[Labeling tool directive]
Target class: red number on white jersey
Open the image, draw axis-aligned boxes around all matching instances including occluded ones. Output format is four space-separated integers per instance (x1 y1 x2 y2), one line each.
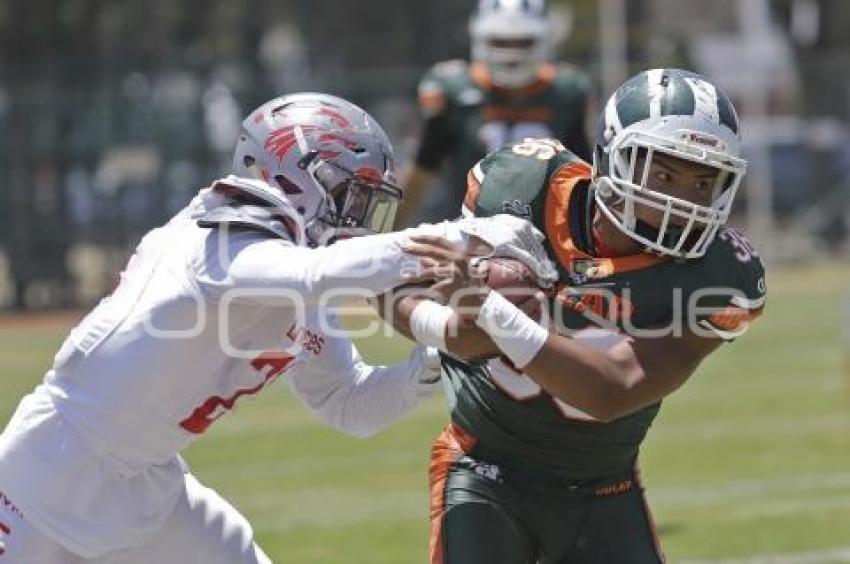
179 352 294 434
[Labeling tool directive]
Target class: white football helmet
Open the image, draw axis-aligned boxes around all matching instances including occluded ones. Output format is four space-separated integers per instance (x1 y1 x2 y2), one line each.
228 93 401 245
593 68 748 259
469 0 553 88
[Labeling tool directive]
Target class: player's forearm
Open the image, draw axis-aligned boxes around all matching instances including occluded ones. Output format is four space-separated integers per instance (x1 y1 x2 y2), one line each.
303 348 441 438
377 291 500 360
473 291 700 422
288 219 476 304
529 329 709 421
210 222 459 306
524 335 647 422
283 231 416 304
445 316 500 360
527 326 715 421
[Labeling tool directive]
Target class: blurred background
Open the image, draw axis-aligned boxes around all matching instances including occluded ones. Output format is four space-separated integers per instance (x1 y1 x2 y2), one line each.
1 1 849 562
0 0 848 308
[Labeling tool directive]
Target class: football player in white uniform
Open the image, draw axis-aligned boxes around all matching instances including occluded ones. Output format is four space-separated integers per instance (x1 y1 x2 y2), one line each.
0 93 551 563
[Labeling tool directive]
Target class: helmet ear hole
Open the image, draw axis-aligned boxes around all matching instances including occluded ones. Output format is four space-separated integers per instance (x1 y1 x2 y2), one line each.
275 175 302 195
240 155 264 180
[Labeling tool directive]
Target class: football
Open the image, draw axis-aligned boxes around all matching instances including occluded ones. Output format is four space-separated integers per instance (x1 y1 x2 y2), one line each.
482 257 547 319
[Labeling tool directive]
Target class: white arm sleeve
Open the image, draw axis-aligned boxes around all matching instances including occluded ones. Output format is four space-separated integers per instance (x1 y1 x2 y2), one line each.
195 222 464 306
286 321 442 438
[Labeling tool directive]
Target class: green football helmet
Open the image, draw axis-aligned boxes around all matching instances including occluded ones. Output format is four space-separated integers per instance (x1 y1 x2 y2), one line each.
593 69 748 259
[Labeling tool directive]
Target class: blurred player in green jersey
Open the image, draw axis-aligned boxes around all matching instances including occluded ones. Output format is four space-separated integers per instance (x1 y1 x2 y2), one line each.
386 68 765 563
398 0 592 226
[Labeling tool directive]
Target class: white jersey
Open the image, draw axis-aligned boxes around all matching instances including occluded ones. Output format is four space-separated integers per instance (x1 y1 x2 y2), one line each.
0 187 457 558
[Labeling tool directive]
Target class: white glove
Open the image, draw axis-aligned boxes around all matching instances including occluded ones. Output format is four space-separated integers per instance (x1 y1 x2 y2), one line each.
410 345 443 397
456 214 558 287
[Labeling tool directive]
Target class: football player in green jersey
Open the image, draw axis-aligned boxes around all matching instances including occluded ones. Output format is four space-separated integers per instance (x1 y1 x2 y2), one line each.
384 68 765 563
397 0 592 226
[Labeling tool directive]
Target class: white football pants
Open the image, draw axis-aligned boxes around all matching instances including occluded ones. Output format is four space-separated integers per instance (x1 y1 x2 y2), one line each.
0 473 271 563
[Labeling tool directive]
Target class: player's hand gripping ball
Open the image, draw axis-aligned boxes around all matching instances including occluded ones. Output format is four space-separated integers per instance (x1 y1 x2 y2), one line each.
481 256 550 321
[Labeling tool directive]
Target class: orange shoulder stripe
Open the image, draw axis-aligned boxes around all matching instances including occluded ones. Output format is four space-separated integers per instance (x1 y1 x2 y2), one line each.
463 169 482 212
544 162 668 276
707 305 764 331
544 161 593 269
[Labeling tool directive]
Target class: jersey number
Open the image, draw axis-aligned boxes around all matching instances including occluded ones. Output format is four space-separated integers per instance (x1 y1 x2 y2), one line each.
720 228 759 263
487 358 598 422
511 138 566 160
179 352 295 434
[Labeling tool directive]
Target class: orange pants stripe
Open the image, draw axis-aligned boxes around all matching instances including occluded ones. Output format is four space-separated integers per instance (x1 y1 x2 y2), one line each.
428 424 477 564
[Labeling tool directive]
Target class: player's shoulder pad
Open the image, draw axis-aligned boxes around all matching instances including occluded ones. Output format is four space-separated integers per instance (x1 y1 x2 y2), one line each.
463 140 587 218
549 148 593 177
696 227 767 340
418 59 471 118
197 204 297 243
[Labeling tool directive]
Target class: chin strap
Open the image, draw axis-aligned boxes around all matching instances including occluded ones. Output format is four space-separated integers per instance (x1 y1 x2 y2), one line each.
632 218 687 256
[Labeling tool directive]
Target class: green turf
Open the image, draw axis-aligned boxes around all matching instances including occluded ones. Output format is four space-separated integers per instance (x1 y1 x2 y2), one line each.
1 263 849 562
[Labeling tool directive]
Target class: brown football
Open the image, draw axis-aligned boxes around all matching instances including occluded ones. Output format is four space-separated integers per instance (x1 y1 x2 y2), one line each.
482 257 546 319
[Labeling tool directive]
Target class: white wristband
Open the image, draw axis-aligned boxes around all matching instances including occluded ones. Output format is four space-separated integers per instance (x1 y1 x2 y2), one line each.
410 300 453 351
474 291 549 369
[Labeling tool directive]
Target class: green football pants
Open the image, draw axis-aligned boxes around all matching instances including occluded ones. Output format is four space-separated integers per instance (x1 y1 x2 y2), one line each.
429 424 665 564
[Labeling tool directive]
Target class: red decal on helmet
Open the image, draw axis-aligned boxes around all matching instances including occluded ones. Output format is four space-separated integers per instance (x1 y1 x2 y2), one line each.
253 112 264 124
319 150 342 160
356 166 383 182
264 126 316 163
318 133 359 150
316 107 351 128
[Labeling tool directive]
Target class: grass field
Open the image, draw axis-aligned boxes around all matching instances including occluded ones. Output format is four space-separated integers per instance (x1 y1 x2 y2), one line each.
1 262 849 563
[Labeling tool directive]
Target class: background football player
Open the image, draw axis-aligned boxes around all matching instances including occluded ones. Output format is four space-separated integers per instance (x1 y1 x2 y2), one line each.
0 93 550 563
387 69 766 563
397 0 593 226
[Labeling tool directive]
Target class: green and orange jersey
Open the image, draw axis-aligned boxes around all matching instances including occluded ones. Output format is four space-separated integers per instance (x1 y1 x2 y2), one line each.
443 139 766 479
414 60 592 215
